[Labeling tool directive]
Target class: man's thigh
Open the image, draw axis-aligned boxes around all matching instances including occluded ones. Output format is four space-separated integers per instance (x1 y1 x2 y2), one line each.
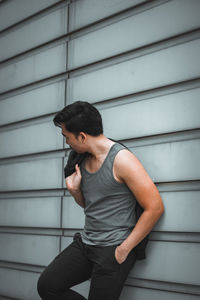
88 245 137 300
38 236 93 290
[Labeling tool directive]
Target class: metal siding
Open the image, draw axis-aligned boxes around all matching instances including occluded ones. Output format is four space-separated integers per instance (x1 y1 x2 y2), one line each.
131 241 200 285
62 196 85 228
0 197 61 228
69 0 200 68
68 39 200 103
154 191 200 232
0 158 63 191
101 88 200 139
0 0 61 31
0 0 200 299
69 0 147 31
0 6 68 61
131 139 200 182
0 268 41 300
0 44 66 93
0 120 63 158
0 233 59 265
0 81 65 126
120 286 200 300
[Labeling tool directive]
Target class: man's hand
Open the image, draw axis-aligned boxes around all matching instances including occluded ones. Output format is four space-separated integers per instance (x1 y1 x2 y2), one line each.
114 245 130 264
65 164 82 193
65 164 85 208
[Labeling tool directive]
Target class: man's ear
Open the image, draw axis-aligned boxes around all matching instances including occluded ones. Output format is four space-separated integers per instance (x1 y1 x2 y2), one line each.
78 132 87 143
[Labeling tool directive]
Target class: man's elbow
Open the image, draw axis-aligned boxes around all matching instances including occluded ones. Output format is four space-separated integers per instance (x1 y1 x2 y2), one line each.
156 200 165 218
148 197 164 219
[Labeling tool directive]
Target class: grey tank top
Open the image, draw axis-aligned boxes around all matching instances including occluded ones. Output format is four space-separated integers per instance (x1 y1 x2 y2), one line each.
80 142 137 246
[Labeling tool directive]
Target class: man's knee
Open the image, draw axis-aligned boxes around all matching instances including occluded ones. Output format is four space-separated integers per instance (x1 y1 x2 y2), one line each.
37 270 58 298
37 269 71 299
37 272 47 298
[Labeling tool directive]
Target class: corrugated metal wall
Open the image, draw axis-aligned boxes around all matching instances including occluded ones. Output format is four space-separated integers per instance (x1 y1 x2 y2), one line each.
0 0 200 299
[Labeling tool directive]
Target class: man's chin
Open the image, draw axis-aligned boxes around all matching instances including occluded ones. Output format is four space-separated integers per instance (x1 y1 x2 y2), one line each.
69 147 85 154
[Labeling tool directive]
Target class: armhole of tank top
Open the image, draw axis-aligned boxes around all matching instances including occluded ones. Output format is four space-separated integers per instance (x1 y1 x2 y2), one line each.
111 148 128 186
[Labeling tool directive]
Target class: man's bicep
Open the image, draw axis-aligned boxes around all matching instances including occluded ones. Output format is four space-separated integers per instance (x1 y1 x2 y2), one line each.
115 150 161 210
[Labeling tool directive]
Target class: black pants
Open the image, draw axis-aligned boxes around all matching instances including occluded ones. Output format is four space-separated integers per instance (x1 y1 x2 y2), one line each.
37 233 137 300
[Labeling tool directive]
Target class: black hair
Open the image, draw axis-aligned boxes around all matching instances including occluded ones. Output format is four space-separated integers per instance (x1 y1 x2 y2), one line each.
53 101 103 136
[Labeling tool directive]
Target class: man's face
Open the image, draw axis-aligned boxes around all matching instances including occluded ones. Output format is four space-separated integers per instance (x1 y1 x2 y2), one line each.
60 123 85 153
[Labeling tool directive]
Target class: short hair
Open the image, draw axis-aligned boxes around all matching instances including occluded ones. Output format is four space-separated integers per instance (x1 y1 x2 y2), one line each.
53 101 103 136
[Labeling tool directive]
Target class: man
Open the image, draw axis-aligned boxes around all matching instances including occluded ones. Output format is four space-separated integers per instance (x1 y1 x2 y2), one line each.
37 101 164 300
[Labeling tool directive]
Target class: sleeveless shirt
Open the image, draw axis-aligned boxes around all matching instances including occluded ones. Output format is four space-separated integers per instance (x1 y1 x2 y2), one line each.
80 142 137 246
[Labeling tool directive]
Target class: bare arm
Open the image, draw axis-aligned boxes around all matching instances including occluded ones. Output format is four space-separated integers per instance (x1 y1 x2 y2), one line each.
65 164 85 208
114 149 164 263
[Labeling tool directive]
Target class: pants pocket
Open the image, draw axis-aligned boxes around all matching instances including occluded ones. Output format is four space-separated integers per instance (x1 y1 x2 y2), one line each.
99 244 121 270
112 244 122 265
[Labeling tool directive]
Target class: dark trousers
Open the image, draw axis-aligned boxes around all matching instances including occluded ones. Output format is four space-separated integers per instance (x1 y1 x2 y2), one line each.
37 233 137 300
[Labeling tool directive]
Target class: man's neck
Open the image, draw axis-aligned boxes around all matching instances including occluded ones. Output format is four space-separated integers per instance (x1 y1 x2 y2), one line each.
86 135 115 160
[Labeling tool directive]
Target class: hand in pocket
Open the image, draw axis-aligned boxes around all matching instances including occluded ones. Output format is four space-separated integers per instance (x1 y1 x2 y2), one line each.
114 245 129 264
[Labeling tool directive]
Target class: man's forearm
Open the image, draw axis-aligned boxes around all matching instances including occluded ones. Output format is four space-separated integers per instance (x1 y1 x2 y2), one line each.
70 189 85 208
120 208 163 255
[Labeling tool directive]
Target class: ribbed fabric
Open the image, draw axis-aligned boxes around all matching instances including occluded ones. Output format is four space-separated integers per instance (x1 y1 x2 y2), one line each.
80 143 137 246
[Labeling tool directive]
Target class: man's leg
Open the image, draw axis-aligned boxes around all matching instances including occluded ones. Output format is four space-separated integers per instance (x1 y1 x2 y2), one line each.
87 244 137 300
37 235 93 300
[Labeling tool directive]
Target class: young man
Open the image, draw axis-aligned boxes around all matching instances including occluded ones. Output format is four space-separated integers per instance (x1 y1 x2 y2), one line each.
37 101 164 300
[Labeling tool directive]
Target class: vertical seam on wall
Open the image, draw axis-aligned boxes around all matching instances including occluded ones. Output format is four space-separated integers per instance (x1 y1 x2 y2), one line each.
65 1 70 107
59 0 71 254
60 195 64 253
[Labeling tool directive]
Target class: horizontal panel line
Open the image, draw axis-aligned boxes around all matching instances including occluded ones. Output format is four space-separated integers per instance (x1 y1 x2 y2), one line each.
156 180 200 192
0 0 180 75
63 229 200 243
0 261 199 298
1 77 200 128
0 227 63 236
95 77 200 109
126 277 200 296
0 112 55 132
0 0 167 40
0 227 200 242
0 180 199 199
0 30 200 102
0 260 44 274
0 293 19 300
150 231 200 243
1 4 199 71
2 261 199 298
0 0 70 36
0 128 200 164
0 91 198 125
0 261 200 296
0 265 200 297
0 77 199 135
0 72 67 99
0 78 200 132
0 32 70 67
68 28 200 77
121 127 200 148
68 0 170 40
0 189 66 198
0 149 66 165
1 23 199 75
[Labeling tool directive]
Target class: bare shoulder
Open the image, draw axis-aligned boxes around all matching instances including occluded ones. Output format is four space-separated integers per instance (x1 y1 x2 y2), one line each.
114 148 143 169
113 148 164 211
113 148 150 183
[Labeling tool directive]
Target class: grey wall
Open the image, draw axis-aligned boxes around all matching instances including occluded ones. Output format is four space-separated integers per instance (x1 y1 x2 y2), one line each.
0 0 200 299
